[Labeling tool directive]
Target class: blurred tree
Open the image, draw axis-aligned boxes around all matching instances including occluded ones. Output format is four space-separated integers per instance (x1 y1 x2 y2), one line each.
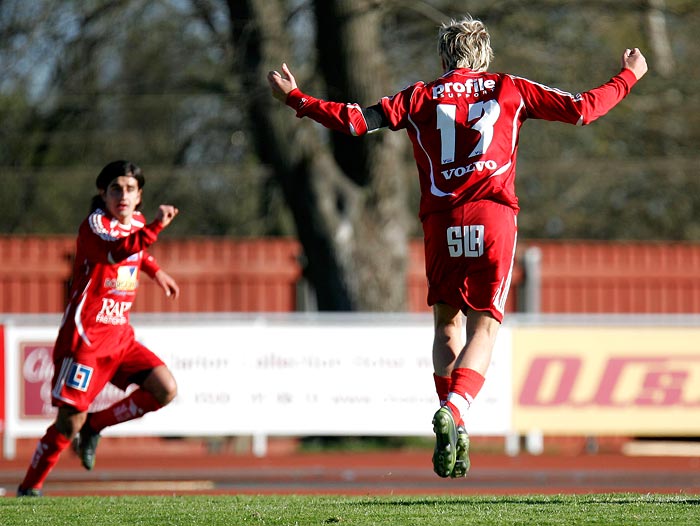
1 0 699 309
229 0 411 310
0 0 287 237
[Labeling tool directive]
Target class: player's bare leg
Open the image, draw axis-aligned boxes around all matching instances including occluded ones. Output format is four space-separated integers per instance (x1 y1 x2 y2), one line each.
18 407 86 495
432 305 499 477
455 309 500 376
432 303 463 377
431 303 463 477
453 309 499 477
55 406 89 439
141 365 178 406
75 365 177 470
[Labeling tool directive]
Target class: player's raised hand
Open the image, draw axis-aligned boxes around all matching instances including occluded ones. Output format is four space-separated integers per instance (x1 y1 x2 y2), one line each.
267 63 298 102
622 48 648 80
156 204 179 228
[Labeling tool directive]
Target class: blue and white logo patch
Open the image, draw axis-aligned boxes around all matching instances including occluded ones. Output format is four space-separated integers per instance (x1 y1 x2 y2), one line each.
66 363 93 392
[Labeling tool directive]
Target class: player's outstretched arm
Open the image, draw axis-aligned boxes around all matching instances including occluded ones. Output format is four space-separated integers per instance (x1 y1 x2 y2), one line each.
622 48 648 80
266 62 383 136
268 63 298 103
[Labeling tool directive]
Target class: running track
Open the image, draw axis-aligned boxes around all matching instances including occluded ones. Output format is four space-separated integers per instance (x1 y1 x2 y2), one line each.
2 437 699 497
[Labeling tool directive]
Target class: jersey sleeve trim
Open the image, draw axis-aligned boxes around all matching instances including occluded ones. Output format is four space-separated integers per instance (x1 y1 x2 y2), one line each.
88 209 118 241
84 210 164 265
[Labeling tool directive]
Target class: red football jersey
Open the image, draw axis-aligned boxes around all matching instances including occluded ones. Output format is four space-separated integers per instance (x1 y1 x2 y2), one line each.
54 209 163 355
286 68 638 220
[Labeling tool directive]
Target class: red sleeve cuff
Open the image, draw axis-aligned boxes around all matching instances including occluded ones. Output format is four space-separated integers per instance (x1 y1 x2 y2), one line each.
286 88 311 115
141 254 161 279
618 67 638 89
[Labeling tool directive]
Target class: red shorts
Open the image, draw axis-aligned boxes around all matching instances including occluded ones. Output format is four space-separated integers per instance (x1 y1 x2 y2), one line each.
422 200 517 322
51 326 164 412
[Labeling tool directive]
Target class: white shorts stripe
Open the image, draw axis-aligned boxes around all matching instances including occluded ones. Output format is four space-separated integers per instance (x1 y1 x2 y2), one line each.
52 357 77 405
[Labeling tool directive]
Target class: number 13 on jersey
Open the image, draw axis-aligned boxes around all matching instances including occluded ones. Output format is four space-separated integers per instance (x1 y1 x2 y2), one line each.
437 101 500 164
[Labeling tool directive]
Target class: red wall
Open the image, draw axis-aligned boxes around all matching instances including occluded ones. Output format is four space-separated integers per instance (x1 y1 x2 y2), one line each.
0 236 302 314
1 236 699 314
532 241 700 313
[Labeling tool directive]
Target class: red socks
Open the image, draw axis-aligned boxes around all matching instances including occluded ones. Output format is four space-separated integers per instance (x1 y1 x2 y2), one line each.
445 368 485 426
19 424 72 491
433 374 451 405
88 389 163 433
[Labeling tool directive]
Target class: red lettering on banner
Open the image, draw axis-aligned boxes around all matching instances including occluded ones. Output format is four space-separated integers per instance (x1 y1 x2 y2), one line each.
518 357 581 406
635 370 688 406
520 356 700 408
22 344 56 417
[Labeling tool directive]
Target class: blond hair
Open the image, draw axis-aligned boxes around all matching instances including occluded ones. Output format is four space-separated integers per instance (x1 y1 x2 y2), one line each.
438 16 493 72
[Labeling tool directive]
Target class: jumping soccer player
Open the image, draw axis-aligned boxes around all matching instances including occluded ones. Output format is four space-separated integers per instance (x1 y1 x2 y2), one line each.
267 15 647 478
17 160 180 496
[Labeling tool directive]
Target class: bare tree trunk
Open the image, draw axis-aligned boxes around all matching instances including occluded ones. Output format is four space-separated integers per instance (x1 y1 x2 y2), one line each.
647 0 675 78
229 0 410 311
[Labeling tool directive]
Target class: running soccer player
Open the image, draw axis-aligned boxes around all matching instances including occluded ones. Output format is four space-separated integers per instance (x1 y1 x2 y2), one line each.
267 15 648 478
17 160 180 496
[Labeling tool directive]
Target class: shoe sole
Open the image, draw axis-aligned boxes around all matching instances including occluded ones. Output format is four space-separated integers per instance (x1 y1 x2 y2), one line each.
17 487 42 497
432 407 457 478
451 429 470 478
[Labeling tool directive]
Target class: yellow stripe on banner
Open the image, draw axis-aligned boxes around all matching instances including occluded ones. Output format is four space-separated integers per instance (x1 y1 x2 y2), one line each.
512 326 700 435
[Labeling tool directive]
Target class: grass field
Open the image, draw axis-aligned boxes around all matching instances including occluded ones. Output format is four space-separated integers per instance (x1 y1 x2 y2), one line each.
2 494 699 525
